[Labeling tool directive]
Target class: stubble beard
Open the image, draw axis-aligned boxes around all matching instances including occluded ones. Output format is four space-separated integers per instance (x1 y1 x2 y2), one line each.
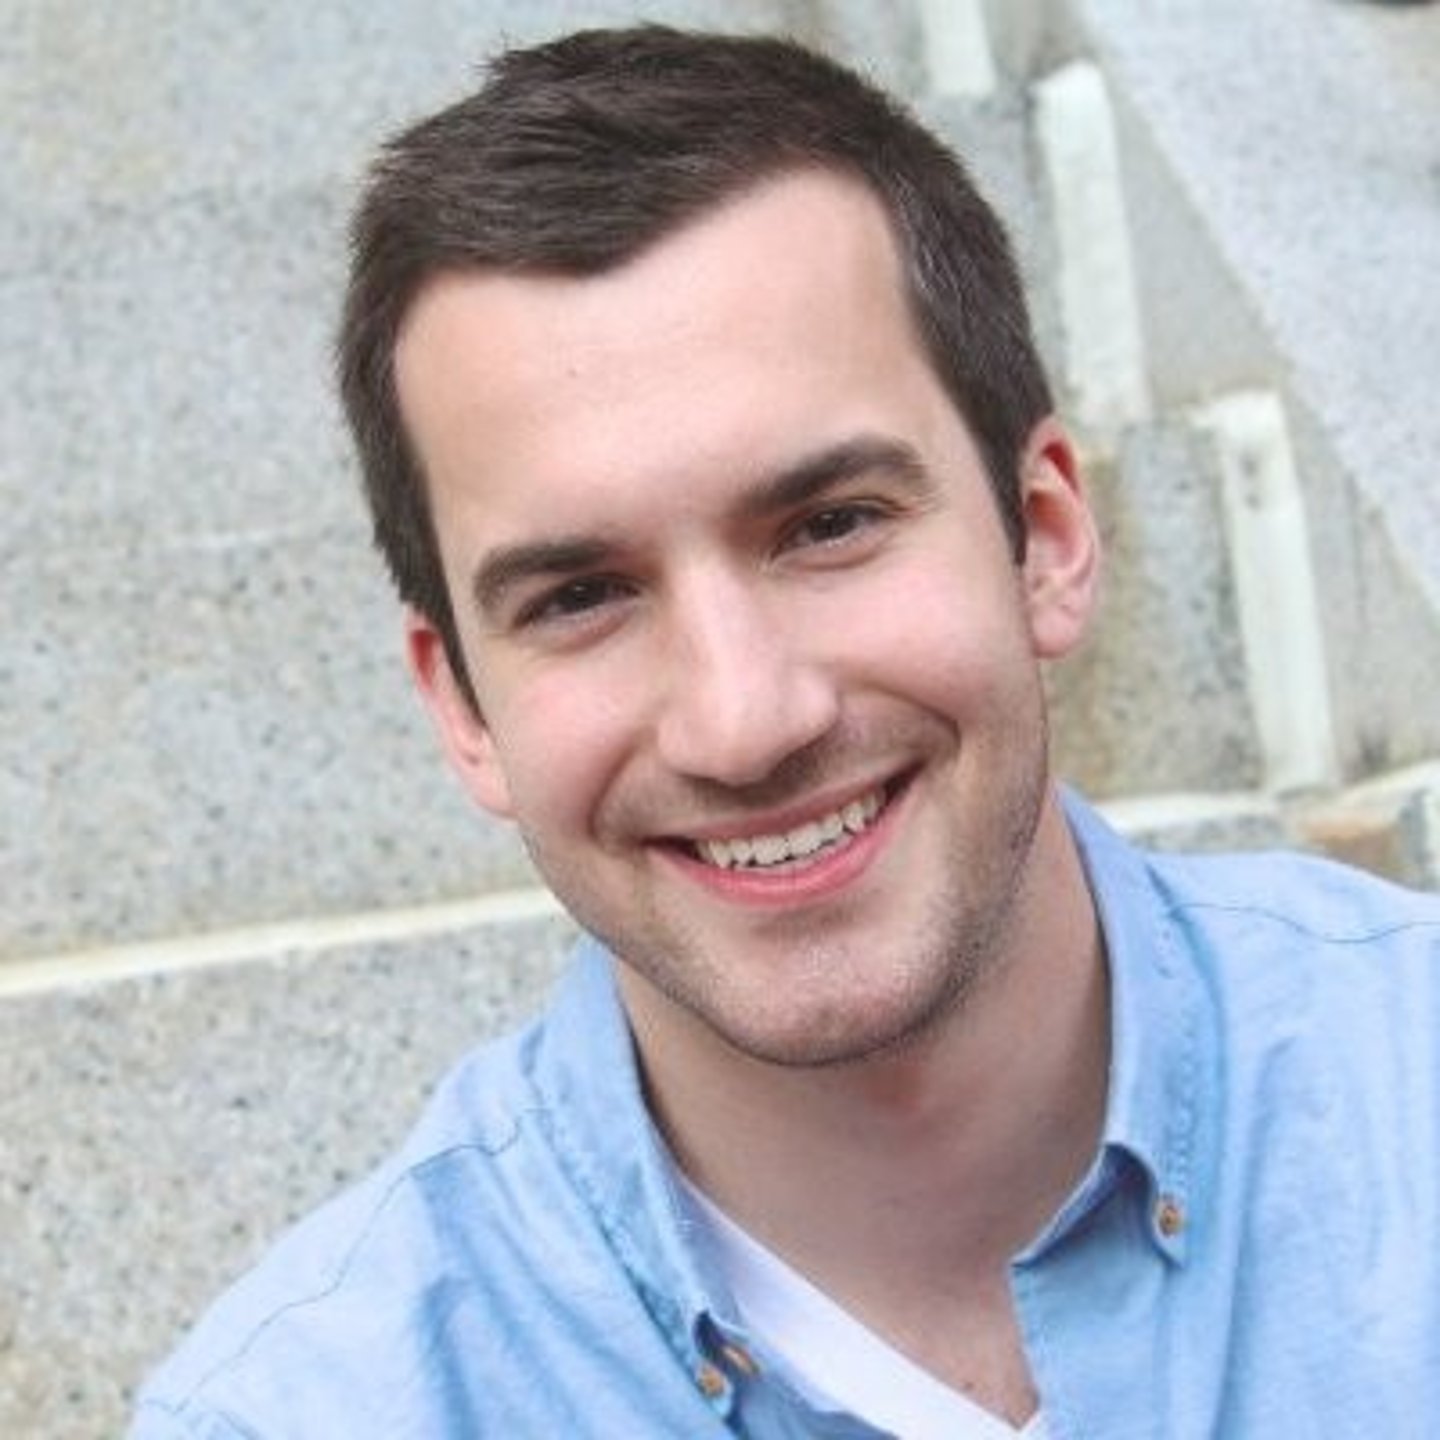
527 707 1053 1074
739 728 1049 1072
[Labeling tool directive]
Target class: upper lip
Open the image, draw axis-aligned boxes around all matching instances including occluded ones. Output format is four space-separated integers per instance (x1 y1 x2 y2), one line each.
659 770 907 846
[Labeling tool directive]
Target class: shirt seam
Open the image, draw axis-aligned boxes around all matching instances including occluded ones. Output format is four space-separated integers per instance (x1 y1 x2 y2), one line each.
1163 900 1438 947
162 1124 533 1418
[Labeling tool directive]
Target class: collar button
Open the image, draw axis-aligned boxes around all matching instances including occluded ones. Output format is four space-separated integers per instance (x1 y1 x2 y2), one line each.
1156 1195 1185 1237
696 1361 729 1399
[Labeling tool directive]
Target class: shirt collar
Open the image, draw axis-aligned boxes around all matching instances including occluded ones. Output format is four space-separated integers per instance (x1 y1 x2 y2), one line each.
532 940 739 1357
1062 789 1204 1265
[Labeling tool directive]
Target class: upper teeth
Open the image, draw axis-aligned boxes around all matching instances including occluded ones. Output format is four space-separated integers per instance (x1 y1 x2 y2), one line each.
696 790 883 870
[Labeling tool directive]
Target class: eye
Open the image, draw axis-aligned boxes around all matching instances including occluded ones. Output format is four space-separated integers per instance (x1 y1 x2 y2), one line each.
516 575 634 628
782 502 889 553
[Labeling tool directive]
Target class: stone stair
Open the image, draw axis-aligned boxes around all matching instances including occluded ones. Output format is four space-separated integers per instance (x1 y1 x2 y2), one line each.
2 2 1437 1435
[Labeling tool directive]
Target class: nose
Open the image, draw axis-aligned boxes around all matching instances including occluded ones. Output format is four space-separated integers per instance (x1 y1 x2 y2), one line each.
653 570 839 787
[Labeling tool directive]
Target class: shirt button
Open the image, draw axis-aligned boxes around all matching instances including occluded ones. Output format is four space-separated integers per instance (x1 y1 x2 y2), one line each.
696 1361 728 1399
1156 1195 1185 1237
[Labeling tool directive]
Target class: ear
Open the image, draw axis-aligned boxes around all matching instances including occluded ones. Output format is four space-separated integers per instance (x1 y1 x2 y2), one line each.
1017 417 1101 660
404 610 516 819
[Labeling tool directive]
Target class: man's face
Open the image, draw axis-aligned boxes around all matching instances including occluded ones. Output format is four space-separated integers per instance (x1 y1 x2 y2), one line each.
396 170 1097 1070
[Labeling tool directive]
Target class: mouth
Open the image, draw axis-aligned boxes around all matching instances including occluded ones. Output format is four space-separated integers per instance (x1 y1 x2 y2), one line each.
682 777 905 874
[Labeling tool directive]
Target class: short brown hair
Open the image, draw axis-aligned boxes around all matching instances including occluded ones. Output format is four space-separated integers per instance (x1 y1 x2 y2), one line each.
338 25 1052 700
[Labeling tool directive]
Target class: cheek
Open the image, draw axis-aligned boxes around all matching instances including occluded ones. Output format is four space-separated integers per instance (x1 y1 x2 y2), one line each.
480 668 639 834
824 559 1032 711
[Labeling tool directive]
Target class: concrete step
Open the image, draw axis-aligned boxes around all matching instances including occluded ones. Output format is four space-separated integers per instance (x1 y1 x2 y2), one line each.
1069 0 1440 617
1105 764 1440 891
1289 762 1440 891
0 898 574 1440
0 518 535 961
1050 417 1262 798
1058 0 1440 777
0 184 534 959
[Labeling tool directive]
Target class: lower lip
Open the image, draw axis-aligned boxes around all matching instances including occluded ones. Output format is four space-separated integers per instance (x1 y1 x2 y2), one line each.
659 782 909 908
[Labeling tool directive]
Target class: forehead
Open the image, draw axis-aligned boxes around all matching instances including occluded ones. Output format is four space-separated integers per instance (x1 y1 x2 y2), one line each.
392 169 958 545
398 170 920 403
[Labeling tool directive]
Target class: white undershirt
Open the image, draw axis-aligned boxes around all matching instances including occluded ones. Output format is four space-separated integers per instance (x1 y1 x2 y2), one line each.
680 1176 1048 1440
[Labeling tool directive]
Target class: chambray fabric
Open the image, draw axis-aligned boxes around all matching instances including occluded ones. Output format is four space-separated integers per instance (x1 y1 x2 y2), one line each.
131 796 1440 1439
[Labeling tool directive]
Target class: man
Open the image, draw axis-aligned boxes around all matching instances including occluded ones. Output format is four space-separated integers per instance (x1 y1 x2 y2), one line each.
133 26 1440 1439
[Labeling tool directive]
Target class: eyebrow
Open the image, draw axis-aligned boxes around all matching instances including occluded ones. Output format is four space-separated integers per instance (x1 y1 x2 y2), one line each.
472 535 616 621
736 435 932 520
469 434 933 621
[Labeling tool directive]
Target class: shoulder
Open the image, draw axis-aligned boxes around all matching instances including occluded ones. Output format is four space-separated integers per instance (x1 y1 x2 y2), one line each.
131 944 695 1437
131 1024 573 1435
1136 847 1440 1131
1075 786 1440 1079
1144 854 1440 1356
1142 843 1440 958
1069 788 1439 987
1069 787 1436 930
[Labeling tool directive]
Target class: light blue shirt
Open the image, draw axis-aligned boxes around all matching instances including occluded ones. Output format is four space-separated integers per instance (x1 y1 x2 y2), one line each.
131 796 1440 1438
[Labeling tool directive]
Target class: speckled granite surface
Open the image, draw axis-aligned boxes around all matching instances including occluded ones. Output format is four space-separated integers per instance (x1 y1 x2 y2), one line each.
0 914 573 1440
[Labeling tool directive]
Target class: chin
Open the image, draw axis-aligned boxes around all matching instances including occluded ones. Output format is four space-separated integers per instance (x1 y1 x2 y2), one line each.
698 967 974 1072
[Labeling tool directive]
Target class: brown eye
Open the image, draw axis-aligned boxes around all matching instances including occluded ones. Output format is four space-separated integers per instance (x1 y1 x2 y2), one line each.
786 503 885 551
521 576 631 626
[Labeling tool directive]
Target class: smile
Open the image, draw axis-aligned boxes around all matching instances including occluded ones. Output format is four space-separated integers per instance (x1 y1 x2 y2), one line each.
692 787 885 871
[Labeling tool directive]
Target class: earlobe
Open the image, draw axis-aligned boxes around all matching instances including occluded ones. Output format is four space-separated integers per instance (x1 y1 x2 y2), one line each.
404 611 516 818
1018 418 1101 660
